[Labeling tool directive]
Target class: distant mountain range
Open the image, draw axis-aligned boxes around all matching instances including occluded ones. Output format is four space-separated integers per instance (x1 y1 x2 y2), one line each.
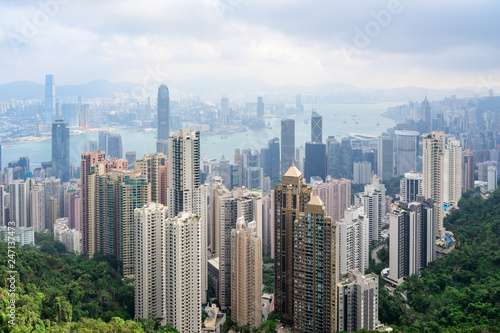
0 78 479 102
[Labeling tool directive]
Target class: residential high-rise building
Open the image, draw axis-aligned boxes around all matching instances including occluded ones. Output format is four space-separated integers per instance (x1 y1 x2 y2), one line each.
462 149 475 193
108 134 123 159
443 139 462 205
280 119 295 178
311 111 322 143
422 131 446 237
337 270 379 332
157 85 170 141
257 96 264 118
311 176 351 223
355 176 386 243
43 177 61 229
230 218 262 329
209 177 229 254
304 141 327 183
167 129 208 303
135 153 166 204
377 136 394 181
395 130 419 176
134 203 167 324
164 212 202 333
293 194 337 332
353 161 372 184
261 192 272 257
52 118 70 182
274 164 312 324
400 171 423 203
9 180 28 228
488 165 497 192
336 206 369 278
45 74 55 124
0 186 5 227
30 184 45 231
388 197 436 285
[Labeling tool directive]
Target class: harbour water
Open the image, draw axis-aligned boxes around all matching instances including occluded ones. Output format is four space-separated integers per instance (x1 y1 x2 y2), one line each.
2 102 400 169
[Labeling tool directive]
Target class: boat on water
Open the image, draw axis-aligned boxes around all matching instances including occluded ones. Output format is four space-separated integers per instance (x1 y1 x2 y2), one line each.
376 122 380 126
3 145 12 148
342 120 347 124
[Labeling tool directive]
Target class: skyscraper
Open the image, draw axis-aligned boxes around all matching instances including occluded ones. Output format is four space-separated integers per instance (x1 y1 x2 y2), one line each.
293 194 337 331
167 129 208 303
443 139 463 205
108 134 123 159
134 153 166 204
353 161 372 184
9 180 28 228
257 96 264 118
134 203 167 324
98 131 110 154
420 97 432 132
0 186 5 227
274 164 312 324
462 150 475 193
45 74 55 124
400 171 423 203
395 130 419 176
221 97 229 124
281 119 295 177
157 85 170 141
230 218 262 329
52 118 70 183
422 131 445 237
388 197 436 285
377 136 394 181
304 141 327 183
356 176 386 243
312 177 351 223
125 151 136 169
311 111 322 143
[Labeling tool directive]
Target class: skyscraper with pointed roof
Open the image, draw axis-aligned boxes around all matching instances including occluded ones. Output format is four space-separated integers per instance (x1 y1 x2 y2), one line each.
311 111 322 143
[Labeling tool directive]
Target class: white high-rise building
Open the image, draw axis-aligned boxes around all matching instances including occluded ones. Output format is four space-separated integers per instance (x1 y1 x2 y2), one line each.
0 185 5 227
336 206 369 278
353 161 372 185
355 176 386 242
488 165 498 192
400 171 423 203
167 129 208 303
9 180 28 227
134 203 167 324
164 211 202 333
422 131 445 237
443 139 462 205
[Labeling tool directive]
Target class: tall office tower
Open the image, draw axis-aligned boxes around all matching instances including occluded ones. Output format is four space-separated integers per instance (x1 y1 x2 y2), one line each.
295 146 306 173
356 176 386 242
261 192 272 256
336 206 369 277
108 134 123 159
230 218 262 328
81 152 126 255
377 136 394 181
0 186 4 227
52 118 70 183
420 97 432 132
311 111 322 143
422 131 445 237
9 180 28 227
61 103 80 128
45 75 55 124
337 270 379 332
274 164 312 324
167 129 208 303
488 165 498 192
164 212 202 333
311 176 351 223
234 149 242 187
280 119 295 177
79 104 90 128
304 141 327 183
241 149 263 190
257 96 264 118
157 85 170 141
83 140 98 153
156 139 169 156
462 150 475 193
395 130 419 176
98 131 110 154
353 161 372 184
388 197 436 285
126 151 136 170
400 171 423 203
264 137 280 185
443 139 463 205
220 97 229 122
135 153 166 204
30 184 45 231
218 156 237 191
213 186 262 310
134 203 167 324
293 194 337 332
326 137 354 179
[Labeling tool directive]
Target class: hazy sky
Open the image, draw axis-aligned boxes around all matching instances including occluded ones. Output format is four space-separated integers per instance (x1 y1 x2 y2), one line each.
0 0 499 89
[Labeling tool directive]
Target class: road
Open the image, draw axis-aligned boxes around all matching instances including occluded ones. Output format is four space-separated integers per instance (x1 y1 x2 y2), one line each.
371 243 388 264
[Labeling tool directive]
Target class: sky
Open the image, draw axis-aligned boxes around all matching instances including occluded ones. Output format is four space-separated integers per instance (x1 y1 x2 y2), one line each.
0 0 499 90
